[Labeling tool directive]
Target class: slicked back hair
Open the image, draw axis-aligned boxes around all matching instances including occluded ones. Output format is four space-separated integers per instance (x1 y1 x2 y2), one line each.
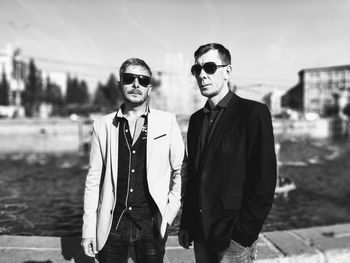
194 43 231 65
119 58 152 79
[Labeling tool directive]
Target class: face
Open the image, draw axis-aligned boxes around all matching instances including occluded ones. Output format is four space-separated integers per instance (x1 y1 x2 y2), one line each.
119 65 152 106
193 49 231 98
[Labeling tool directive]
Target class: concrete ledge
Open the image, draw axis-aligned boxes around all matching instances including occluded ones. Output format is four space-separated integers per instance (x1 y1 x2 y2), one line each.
1 223 350 263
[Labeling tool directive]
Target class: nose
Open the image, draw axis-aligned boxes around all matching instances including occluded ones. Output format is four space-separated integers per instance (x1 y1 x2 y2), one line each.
198 67 207 79
132 77 140 88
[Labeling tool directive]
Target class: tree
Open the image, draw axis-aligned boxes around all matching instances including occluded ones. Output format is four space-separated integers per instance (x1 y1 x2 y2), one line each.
22 59 43 117
65 75 90 104
78 80 89 104
0 69 10 105
343 103 350 118
43 77 64 116
104 74 120 108
91 73 122 112
93 82 109 111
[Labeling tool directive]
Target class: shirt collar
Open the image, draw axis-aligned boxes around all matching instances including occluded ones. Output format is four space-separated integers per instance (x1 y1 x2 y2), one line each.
203 91 233 114
113 104 149 126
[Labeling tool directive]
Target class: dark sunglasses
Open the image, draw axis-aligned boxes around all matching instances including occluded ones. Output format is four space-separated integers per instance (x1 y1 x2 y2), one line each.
121 73 151 87
191 62 228 76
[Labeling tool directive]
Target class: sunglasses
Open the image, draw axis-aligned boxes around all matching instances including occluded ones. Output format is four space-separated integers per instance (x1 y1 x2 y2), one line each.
121 73 151 87
191 62 228 76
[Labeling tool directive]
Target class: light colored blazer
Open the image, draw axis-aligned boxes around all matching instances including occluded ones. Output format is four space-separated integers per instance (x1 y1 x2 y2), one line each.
82 108 186 250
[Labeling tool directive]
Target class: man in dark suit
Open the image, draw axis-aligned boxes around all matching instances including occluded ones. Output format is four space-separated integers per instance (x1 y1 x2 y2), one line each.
178 43 277 263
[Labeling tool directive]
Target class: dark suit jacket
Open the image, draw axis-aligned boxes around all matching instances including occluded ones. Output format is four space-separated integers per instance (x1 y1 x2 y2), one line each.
180 93 277 252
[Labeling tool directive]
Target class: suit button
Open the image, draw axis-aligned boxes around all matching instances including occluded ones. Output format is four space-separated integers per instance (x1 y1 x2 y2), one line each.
199 209 202 213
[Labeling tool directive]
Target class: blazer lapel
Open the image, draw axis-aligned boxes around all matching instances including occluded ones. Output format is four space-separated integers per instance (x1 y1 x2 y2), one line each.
191 112 205 172
110 117 119 192
198 94 241 176
146 110 155 174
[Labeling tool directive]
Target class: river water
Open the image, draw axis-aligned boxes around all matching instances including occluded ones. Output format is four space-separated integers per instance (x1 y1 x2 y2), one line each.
0 138 349 236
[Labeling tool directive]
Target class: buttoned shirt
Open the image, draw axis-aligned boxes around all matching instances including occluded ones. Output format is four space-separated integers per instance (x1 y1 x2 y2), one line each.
112 106 157 230
200 91 233 151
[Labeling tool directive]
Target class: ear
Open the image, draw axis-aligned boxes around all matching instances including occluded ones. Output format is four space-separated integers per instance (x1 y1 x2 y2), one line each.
224 65 232 81
147 85 152 96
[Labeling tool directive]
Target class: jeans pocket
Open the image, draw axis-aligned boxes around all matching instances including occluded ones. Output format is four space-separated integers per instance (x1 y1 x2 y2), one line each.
230 239 246 249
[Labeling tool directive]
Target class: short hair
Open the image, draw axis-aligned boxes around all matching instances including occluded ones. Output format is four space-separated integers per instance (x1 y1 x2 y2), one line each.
194 43 231 65
119 58 152 79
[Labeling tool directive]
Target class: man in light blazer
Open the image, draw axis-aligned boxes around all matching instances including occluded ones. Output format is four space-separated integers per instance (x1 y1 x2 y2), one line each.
81 58 186 263
178 43 277 263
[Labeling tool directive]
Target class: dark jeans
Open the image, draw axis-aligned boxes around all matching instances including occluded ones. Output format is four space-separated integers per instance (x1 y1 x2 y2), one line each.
98 216 166 263
193 211 257 263
193 212 218 263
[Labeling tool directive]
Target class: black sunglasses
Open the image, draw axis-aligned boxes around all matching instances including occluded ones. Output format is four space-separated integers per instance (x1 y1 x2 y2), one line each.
121 73 151 87
191 62 228 76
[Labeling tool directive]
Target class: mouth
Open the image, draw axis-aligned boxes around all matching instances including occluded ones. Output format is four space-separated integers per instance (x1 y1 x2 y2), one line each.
128 91 142 95
200 83 211 89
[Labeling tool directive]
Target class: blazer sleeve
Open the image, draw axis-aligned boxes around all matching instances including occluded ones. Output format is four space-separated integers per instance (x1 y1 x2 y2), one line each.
232 103 277 247
165 114 187 225
82 121 104 239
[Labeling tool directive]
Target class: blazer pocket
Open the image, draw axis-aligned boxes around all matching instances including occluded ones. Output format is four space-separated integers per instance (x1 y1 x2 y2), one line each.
154 134 167 140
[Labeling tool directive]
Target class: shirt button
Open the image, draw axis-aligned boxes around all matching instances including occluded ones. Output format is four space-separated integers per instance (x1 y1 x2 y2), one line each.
132 150 136 154
130 189 133 192
131 169 135 173
128 207 132 210
126 129 129 133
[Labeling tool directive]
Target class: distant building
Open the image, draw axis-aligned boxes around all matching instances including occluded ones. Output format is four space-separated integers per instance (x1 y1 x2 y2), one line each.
262 90 286 115
0 44 26 117
236 83 287 114
282 65 350 115
150 53 204 115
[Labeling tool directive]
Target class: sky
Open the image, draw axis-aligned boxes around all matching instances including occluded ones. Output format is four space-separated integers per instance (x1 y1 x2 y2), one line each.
1 0 350 92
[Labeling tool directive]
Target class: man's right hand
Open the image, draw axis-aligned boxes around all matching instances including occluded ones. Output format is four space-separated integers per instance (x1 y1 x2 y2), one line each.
178 229 193 249
81 238 98 257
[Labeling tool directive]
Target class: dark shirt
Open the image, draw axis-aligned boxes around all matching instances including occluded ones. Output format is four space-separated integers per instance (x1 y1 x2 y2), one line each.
200 91 233 151
112 107 157 230
197 91 233 210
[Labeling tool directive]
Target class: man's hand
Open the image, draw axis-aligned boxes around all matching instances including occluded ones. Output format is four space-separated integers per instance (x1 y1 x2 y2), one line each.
81 238 98 257
178 229 193 249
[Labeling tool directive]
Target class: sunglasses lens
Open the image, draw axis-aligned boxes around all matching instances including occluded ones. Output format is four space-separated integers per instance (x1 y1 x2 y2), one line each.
122 74 136 85
138 76 151 87
203 62 217 74
191 65 202 76
122 73 151 87
191 62 220 76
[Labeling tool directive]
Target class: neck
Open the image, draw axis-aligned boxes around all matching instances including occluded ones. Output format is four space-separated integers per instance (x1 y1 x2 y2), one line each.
208 85 229 108
122 102 147 119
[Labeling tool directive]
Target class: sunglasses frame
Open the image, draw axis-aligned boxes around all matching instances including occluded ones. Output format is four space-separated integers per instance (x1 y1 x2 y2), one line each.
121 73 151 87
191 62 228 76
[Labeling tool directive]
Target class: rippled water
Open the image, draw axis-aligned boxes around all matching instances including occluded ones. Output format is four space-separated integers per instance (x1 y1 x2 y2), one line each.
0 139 349 237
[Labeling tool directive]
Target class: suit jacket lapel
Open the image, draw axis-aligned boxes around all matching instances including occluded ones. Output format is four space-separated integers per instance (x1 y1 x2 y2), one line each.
146 109 155 174
198 94 241 176
190 112 205 173
110 118 119 192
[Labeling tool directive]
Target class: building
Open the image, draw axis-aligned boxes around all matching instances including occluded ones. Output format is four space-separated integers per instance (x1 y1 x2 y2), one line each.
149 53 204 115
0 44 26 117
282 65 350 116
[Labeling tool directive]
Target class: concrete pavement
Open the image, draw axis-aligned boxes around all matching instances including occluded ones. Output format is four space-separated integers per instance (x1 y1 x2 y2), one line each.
1 223 350 263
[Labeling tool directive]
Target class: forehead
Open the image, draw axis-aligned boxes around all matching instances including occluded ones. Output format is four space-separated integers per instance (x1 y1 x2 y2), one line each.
124 65 150 76
195 49 222 64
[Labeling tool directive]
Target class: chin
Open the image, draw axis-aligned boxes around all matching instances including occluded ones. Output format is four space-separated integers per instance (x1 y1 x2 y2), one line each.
125 98 146 105
200 90 214 98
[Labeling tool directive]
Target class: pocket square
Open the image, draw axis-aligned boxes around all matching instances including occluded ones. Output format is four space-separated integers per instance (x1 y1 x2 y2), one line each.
154 134 167 140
